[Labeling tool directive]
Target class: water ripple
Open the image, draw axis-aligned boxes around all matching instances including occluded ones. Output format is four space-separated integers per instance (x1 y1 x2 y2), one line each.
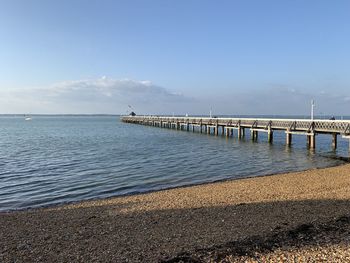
0 116 347 212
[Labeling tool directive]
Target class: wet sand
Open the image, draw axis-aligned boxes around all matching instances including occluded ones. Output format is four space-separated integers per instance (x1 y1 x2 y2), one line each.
1 164 350 262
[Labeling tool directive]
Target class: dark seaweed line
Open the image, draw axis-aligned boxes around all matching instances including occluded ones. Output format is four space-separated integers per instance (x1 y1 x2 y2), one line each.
160 215 350 263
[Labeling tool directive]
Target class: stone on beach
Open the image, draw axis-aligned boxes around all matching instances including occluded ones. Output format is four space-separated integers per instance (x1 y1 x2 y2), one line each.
1 164 350 262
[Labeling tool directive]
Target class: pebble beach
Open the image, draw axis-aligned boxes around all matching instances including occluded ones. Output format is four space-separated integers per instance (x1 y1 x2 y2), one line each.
1 164 350 262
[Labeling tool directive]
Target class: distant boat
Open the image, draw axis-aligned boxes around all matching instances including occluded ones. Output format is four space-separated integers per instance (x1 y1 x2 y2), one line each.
24 116 32 121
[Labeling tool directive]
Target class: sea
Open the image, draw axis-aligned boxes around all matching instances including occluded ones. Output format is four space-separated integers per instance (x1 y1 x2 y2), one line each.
0 115 349 212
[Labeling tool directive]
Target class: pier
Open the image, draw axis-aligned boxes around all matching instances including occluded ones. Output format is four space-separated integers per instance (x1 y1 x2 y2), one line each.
121 116 350 151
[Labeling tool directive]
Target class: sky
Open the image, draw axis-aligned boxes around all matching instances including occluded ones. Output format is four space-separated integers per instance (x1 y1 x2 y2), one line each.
0 0 349 115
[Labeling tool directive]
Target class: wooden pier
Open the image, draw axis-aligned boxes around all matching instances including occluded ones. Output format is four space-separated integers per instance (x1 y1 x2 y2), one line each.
121 116 350 151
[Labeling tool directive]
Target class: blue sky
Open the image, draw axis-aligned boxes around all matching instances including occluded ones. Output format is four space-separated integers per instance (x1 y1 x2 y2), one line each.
0 0 349 115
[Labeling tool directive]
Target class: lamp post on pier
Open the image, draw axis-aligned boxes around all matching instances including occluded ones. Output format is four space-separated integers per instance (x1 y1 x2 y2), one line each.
311 100 315 120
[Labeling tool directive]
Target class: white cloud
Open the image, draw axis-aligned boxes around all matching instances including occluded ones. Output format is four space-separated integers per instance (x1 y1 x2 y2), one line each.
0 77 191 114
195 84 350 116
0 78 348 116
36 77 184 100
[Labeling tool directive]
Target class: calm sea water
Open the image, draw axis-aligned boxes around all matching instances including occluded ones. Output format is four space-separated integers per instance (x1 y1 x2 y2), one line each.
0 116 349 212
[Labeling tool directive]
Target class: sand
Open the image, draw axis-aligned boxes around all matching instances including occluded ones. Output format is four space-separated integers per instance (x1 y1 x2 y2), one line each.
1 164 350 262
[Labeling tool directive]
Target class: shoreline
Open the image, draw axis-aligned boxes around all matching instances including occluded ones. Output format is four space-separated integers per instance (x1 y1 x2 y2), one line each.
1 160 348 214
1 164 350 262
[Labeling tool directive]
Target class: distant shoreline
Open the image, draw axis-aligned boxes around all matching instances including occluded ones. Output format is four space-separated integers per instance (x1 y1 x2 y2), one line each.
0 114 120 116
1 114 350 119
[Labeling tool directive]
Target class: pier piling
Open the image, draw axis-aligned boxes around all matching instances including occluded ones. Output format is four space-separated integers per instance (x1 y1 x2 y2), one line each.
237 127 242 138
251 130 258 141
268 130 273 143
308 134 316 149
286 132 292 146
332 133 338 149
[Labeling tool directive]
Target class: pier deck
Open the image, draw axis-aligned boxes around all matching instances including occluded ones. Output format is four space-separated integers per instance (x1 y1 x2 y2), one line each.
121 116 350 150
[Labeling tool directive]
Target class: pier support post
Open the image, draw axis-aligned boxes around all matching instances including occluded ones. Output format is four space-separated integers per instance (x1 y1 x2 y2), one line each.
308 134 316 149
251 130 258 141
221 126 225 136
241 128 245 138
207 126 210 134
200 125 203 133
215 125 219 136
332 133 338 150
286 131 292 146
268 130 273 143
225 127 229 137
192 125 195 132
238 126 241 138
186 123 189 131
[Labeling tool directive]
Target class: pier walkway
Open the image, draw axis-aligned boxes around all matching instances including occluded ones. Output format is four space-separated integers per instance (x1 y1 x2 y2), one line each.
121 116 350 150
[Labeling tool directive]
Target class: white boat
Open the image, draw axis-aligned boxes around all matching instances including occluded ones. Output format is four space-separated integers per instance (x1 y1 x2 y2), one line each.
25 116 32 121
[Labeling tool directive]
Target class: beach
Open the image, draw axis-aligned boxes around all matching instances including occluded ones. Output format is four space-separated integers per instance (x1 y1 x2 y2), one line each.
1 164 350 262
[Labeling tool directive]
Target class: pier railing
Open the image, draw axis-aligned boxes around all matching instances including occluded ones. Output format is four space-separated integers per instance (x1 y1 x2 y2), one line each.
121 116 350 150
